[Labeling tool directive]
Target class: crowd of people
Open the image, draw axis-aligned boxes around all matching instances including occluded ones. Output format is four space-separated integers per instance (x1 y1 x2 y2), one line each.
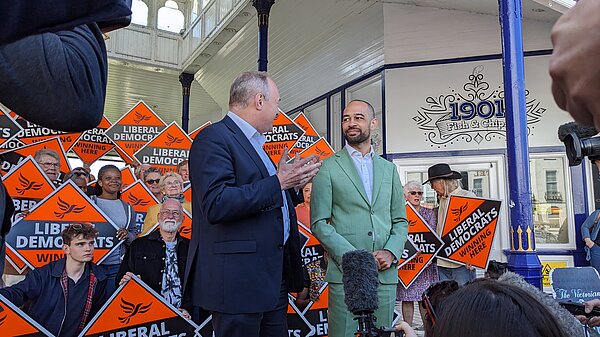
2 69 600 337
1 148 195 336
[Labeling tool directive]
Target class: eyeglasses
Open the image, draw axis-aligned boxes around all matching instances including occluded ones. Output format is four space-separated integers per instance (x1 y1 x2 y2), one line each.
165 181 181 187
39 162 59 168
146 179 160 185
74 171 89 177
68 223 83 230
408 191 423 195
421 280 460 327
159 210 181 217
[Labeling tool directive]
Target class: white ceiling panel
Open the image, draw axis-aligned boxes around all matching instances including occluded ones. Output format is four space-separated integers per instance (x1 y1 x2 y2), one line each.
195 0 385 112
104 61 222 130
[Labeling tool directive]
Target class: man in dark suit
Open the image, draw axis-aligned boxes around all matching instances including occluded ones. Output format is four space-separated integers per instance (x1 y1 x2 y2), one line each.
185 71 321 337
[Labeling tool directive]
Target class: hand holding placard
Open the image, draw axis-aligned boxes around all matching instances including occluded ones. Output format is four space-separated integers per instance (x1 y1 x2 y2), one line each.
276 147 321 190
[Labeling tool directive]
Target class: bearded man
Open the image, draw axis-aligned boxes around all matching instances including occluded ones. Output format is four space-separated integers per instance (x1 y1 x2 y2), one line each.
117 198 191 319
310 100 409 337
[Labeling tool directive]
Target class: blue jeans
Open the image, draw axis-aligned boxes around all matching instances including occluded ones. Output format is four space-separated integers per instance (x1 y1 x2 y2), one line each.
438 266 476 286
589 244 600 275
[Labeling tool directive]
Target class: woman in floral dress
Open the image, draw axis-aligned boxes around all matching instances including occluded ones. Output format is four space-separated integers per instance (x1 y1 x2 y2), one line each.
396 180 439 327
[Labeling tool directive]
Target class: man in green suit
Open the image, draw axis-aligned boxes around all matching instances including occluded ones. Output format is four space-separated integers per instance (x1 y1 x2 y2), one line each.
310 100 409 337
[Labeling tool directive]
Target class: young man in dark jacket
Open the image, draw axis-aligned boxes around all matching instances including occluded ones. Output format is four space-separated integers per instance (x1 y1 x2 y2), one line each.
117 198 191 318
0 223 108 337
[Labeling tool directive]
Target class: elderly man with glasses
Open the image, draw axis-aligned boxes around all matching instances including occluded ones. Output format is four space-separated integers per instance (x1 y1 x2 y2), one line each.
0 223 109 337
117 198 191 319
33 149 61 186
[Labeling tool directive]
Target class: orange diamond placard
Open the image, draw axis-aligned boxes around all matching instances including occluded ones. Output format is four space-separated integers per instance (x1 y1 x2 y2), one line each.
0 107 23 148
134 122 192 174
182 184 191 203
121 181 160 232
398 204 444 289
0 294 53 336
120 166 137 189
3 157 55 209
104 101 166 165
437 195 501 269
0 137 71 178
263 111 305 164
13 115 82 152
188 121 212 140
297 137 334 161
80 274 199 337
290 113 320 157
71 116 115 164
4 181 123 269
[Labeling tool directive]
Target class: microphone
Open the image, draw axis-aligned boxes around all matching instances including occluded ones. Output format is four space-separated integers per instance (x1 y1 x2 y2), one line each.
557 122 598 142
342 250 398 337
342 249 379 314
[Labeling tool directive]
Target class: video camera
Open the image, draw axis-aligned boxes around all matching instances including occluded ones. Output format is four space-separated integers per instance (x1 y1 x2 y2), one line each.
558 122 600 166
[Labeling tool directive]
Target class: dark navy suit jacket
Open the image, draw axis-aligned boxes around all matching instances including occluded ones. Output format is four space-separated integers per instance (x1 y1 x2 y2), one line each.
184 115 304 314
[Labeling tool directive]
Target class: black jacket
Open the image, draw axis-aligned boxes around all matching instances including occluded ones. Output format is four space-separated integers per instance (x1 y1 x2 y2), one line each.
117 230 190 307
0 1 131 132
0 258 107 336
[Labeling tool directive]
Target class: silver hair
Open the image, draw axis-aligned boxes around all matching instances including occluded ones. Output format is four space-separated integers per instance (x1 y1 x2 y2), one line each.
404 180 423 193
34 149 60 163
229 71 271 109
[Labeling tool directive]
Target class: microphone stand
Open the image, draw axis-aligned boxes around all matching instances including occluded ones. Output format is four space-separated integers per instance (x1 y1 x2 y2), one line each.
354 311 397 337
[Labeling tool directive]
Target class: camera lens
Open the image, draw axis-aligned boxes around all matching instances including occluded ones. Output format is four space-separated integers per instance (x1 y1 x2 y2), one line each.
563 133 583 166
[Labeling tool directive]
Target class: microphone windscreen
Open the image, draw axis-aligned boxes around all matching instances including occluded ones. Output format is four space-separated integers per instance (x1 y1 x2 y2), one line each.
342 250 379 313
498 272 596 337
558 122 598 142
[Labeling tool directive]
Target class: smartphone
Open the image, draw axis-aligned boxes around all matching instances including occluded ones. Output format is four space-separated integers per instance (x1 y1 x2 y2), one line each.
559 302 600 318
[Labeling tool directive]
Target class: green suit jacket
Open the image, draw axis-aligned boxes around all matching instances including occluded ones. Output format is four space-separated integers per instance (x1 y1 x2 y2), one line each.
310 148 409 284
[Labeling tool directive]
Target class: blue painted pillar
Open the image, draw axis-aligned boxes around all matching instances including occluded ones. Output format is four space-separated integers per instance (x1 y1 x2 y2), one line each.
498 0 542 288
253 0 275 72
179 73 194 133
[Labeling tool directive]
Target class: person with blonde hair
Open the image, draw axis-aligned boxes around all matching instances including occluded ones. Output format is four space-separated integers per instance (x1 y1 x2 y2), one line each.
424 163 475 285
142 171 191 236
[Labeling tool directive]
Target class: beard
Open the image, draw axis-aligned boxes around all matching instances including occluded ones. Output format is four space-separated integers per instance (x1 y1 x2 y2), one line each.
160 219 181 233
344 127 370 145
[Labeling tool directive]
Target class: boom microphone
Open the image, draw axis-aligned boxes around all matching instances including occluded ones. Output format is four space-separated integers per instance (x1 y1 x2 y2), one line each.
557 122 598 142
342 250 379 314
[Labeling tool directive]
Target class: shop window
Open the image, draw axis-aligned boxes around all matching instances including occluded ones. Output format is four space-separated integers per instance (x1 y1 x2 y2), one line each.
157 0 185 33
131 0 149 26
530 156 572 245
303 100 327 141
473 178 483 197
191 0 211 22
330 92 342 150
